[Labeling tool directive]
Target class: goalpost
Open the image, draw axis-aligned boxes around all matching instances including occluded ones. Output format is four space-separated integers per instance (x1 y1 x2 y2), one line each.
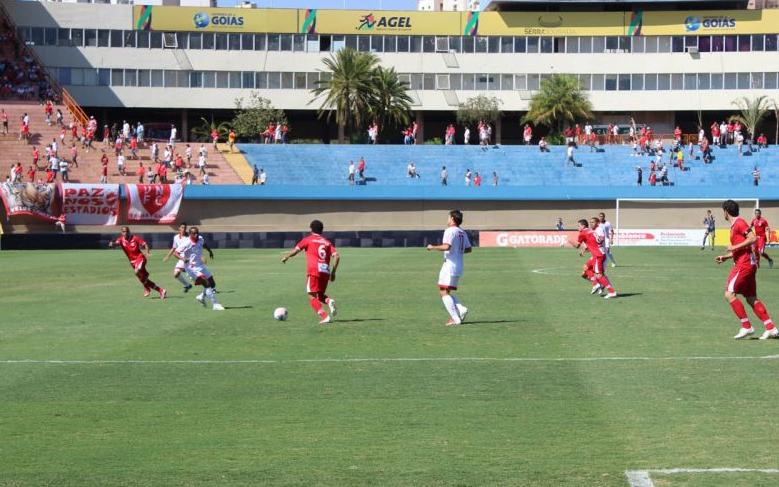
614 198 760 246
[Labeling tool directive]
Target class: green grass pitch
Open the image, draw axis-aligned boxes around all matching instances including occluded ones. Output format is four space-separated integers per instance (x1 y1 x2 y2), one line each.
2 246 779 486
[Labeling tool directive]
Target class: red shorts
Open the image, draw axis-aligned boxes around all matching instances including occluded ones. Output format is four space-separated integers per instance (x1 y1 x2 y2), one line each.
586 255 606 274
306 274 329 294
755 237 767 255
130 257 147 273
726 266 757 297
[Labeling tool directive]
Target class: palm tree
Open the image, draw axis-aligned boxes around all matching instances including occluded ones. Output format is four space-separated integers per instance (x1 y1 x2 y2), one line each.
730 95 770 139
311 48 380 142
522 74 593 134
770 98 779 145
190 117 231 143
368 66 412 143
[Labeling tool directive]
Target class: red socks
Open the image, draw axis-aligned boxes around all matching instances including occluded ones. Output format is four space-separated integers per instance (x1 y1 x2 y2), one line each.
596 275 615 293
750 300 775 330
309 296 327 318
729 299 752 328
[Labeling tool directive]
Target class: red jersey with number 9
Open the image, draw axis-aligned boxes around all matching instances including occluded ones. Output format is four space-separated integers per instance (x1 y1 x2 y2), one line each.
296 233 337 277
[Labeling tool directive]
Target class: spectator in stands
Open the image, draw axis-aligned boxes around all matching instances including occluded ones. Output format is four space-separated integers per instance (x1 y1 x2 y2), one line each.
202 172 210 185
251 164 260 185
32 146 39 168
136 122 144 145
523 124 532 145
539 137 550 153
566 143 576 167
11 162 22 183
711 121 721 146
649 169 657 187
753 166 761 186
282 123 289 143
757 133 768 149
228 129 236 153
130 136 139 160
348 160 355 185
70 144 78 168
636 166 642 186
473 172 482 187
274 123 283 144
464 169 472 186
659 164 669 186
59 156 69 182
444 124 455 145
100 153 109 183
407 162 419 178
492 171 498 187
440 166 448 186
674 126 682 142
211 128 219 150
158 160 168 184
368 122 378 144
736 131 744 155
56 109 63 127
555 218 564 231
563 126 574 146
1 108 7 135
48 152 58 180
26 164 35 182
169 124 177 147
117 152 126 176
588 131 597 152
137 162 146 184
357 157 366 184
463 126 470 145
574 124 582 145
259 168 267 185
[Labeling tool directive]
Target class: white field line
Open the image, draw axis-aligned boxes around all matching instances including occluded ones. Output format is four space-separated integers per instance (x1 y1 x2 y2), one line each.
2 355 779 365
625 468 779 487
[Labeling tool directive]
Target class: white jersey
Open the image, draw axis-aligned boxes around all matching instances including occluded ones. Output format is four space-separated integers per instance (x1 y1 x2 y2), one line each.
172 234 188 269
176 235 211 278
601 220 614 247
593 225 608 254
442 226 471 277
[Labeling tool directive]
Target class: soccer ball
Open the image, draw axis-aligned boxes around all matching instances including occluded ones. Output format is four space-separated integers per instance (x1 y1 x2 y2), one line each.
273 307 288 321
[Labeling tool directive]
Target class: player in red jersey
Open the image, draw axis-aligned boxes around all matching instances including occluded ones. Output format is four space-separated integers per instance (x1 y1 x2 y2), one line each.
566 218 617 299
109 226 167 299
750 208 774 268
716 200 777 339
281 220 340 324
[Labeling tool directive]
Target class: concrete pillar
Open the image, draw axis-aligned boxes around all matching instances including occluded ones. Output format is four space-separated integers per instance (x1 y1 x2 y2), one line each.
181 109 189 142
495 116 502 145
415 111 424 144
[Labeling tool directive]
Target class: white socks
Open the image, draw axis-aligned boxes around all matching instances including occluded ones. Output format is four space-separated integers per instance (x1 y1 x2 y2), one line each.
441 295 461 323
176 273 190 286
205 287 219 305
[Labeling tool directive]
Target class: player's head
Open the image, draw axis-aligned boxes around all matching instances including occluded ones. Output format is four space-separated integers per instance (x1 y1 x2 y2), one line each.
178 223 187 234
589 217 600 229
120 226 131 237
449 210 463 226
755 208 762 217
722 199 739 220
707 210 712 215
578 219 589 230
188 226 199 239
598 212 606 222
310 220 324 234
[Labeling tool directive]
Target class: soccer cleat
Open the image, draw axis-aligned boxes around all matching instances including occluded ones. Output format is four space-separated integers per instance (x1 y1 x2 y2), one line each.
603 292 618 299
328 299 337 317
591 284 602 295
319 315 332 325
769 260 774 269
610 263 616 268
183 284 192 293
159 288 167 300
212 303 225 311
195 293 206 307
759 328 779 340
456 304 469 322
734 327 755 339
445 317 462 327
143 288 151 297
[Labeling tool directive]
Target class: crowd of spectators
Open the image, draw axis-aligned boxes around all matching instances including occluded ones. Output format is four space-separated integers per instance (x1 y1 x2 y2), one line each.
0 17 57 101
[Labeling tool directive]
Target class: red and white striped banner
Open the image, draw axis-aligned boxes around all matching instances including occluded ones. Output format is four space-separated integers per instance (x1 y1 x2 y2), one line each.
125 184 184 224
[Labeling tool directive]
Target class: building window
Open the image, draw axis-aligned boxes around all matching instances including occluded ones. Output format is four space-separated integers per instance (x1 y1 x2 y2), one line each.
423 36 435 53
657 73 670 90
500 36 513 53
462 36 474 53
189 33 202 49
684 73 696 90
241 72 254 89
150 32 162 49
293 34 305 52
527 36 539 53
671 36 684 53
697 73 710 90
644 73 657 90
501 73 513 90
540 37 553 53
255 34 266 51
190 72 202 88
136 31 149 48
384 36 396 52
110 29 122 48
631 74 643 90
396 36 409 52
514 36 526 53
591 73 604 90
475 36 488 53
698 36 711 52
710 73 723 90
228 33 241 50
268 34 280 50
256 72 267 89
605 74 617 90
202 71 215 88
488 36 500 53
124 69 137 87
280 34 293 51
448 36 461 53
358 36 370 52
138 70 150 87
215 33 228 50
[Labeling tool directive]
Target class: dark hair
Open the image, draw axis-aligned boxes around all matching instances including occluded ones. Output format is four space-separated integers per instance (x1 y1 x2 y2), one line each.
755 208 762 214
722 199 739 217
310 219 324 234
449 210 463 225
578 219 589 227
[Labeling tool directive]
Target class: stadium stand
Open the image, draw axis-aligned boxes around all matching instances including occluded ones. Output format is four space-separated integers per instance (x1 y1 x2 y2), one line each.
239 143 777 187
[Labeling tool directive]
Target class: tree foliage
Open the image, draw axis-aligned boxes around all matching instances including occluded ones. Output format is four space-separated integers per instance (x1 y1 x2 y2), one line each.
231 92 287 140
522 74 593 133
456 95 502 126
311 48 411 142
730 95 770 138
190 117 231 143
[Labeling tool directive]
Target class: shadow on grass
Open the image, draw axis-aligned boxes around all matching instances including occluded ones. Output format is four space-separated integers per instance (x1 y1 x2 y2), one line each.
611 293 642 298
462 320 517 325
224 305 253 310
335 318 384 323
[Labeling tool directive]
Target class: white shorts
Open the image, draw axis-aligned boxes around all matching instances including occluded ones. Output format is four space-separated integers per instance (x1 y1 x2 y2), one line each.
174 259 186 271
186 264 212 280
438 266 461 290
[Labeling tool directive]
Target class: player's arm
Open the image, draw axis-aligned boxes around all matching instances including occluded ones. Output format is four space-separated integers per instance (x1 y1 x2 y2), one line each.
203 242 215 260
464 246 472 254
140 241 151 257
715 251 733 264
107 237 119 249
426 243 450 251
329 252 340 282
162 246 176 262
727 229 757 252
281 247 301 263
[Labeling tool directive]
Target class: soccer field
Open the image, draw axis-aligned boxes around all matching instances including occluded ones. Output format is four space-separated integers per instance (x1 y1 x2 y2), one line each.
2 247 779 486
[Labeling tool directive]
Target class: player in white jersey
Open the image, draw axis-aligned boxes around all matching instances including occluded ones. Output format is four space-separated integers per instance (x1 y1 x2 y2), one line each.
590 216 609 295
173 226 223 310
427 210 472 326
599 212 617 267
163 223 193 292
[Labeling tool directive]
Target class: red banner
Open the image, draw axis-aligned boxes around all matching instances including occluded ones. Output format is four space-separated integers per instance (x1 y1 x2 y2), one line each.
0 182 59 221
480 231 577 248
125 184 184 224
61 183 120 225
